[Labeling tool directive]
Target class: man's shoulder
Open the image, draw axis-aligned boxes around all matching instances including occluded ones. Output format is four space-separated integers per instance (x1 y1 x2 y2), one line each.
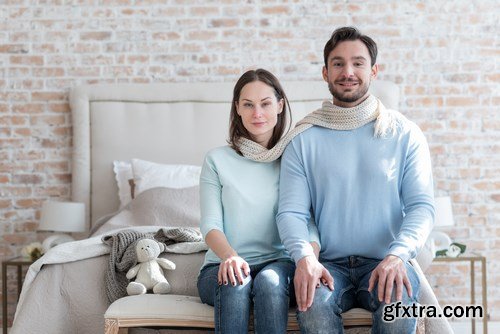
396 112 424 136
290 125 325 142
381 107 424 137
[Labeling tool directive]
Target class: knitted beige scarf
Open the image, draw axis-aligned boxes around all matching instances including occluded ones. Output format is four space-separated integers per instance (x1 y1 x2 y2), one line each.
238 95 403 162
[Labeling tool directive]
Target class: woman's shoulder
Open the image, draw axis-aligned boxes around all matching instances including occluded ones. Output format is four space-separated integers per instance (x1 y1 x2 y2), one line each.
203 145 241 165
205 145 235 159
202 146 252 178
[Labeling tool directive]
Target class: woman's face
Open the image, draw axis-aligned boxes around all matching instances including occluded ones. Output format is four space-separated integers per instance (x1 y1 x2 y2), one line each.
236 80 283 147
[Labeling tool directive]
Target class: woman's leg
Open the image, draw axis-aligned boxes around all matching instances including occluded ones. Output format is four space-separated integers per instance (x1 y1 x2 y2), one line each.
197 264 253 333
197 264 219 306
252 260 295 334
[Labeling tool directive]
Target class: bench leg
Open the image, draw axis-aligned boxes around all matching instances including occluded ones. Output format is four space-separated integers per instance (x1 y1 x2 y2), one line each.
104 318 120 334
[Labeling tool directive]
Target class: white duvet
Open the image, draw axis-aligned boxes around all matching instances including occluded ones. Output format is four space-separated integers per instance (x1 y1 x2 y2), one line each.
15 226 161 323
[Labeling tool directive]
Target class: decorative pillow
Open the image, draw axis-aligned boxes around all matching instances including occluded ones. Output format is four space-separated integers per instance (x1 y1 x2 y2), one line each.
113 160 134 208
131 159 201 197
90 186 200 237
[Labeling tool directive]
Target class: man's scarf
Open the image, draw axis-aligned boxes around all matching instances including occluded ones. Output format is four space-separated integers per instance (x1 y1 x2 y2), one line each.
237 95 405 162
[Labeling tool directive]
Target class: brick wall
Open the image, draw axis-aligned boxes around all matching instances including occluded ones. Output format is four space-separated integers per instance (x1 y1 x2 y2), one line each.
0 0 498 327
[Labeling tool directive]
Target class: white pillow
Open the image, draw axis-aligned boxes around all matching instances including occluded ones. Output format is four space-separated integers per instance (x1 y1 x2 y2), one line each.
131 159 201 196
113 160 134 208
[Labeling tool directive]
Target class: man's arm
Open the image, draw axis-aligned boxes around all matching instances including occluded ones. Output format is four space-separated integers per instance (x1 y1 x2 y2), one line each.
310 241 320 259
277 142 313 261
389 123 435 262
369 124 435 303
308 217 321 259
277 142 333 311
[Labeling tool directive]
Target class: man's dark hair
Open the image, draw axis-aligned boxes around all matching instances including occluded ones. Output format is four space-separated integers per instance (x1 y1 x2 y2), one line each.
323 27 378 67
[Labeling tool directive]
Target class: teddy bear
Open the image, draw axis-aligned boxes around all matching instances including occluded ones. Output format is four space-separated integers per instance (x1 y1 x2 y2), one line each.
126 238 176 295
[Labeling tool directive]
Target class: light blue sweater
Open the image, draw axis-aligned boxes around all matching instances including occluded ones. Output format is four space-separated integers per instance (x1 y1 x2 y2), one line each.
277 117 434 264
200 145 319 269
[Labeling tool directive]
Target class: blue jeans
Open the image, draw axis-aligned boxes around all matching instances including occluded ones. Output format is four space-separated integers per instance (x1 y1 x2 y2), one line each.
197 259 295 334
298 256 420 334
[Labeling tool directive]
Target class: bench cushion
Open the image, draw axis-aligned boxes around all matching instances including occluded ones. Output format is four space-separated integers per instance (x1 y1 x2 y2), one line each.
105 294 373 329
106 295 212 321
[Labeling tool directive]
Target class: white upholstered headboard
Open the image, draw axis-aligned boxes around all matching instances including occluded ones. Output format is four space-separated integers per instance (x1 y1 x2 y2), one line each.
70 80 399 228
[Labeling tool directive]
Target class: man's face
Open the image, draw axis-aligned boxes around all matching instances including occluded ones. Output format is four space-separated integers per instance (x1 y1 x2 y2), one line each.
322 40 378 108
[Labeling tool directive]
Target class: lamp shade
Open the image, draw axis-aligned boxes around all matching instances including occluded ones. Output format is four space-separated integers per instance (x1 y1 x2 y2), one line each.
39 201 86 232
434 196 454 227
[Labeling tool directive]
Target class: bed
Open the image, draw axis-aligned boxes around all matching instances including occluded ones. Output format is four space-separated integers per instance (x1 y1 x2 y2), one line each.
10 80 451 334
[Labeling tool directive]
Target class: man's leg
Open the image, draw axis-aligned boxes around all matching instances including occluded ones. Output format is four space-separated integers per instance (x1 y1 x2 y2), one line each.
197 264 253 333
252 260 295 334
297 260 355 334
356 258 420 334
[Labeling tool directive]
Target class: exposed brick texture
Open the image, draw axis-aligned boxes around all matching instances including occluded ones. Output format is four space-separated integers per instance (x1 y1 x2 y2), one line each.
0 0 498 328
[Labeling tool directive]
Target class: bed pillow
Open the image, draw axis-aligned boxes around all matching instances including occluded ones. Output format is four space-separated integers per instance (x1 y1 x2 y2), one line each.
131 159 201 197
90 186 200 237
113 160 134 208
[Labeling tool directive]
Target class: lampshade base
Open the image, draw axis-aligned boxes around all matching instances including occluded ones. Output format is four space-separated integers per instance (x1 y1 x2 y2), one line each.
42 234 75 253
427 231 452 258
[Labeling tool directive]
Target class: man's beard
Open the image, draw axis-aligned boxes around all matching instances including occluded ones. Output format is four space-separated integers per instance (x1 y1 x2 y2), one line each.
328 79 370 104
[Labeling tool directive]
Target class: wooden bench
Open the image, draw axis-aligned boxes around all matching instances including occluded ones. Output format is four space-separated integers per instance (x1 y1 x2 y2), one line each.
104 294 374 333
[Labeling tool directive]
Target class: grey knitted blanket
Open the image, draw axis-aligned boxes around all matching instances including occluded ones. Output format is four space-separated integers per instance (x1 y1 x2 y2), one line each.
103 227 205 303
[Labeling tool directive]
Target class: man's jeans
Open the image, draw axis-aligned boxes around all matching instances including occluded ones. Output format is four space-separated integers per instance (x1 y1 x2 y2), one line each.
298 256 420 334
197 259 295 334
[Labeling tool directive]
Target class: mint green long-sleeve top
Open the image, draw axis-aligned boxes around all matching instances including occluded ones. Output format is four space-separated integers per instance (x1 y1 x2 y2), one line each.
200 145 319 269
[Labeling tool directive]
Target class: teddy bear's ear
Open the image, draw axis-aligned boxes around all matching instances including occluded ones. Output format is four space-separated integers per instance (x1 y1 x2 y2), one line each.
158 242 165 253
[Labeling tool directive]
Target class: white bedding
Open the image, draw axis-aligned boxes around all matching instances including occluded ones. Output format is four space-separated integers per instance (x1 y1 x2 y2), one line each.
12 187 208 334
18 224 190 318
15 231 111 318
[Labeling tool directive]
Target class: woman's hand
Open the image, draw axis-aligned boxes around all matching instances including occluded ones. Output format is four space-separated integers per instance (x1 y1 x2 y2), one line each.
203 230 250 286
218 255 250 286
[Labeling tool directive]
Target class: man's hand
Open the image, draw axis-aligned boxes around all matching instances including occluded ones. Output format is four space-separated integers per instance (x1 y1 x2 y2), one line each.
294 255 334 312
218 255 250 286
368 255 412 304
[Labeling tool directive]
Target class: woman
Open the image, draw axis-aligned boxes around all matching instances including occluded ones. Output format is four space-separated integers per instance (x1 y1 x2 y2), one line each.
197 69 319 333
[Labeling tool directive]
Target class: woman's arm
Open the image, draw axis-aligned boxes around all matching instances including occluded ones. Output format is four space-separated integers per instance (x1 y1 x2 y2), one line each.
205 230 250 286
204 229 237 260
200 153 249 286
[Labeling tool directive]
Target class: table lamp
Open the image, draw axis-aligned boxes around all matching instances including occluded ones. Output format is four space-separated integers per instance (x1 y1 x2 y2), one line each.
39 201 86 252
428 196 455 257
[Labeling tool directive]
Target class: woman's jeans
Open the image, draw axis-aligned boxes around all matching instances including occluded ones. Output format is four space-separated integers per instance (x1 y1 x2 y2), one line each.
298 256 420 334
197 259 295 334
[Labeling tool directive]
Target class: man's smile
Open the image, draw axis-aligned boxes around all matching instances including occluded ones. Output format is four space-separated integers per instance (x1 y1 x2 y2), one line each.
336 81 359 87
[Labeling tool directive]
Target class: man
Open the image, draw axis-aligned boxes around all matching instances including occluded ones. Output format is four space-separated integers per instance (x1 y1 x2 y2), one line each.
276 27 434 333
